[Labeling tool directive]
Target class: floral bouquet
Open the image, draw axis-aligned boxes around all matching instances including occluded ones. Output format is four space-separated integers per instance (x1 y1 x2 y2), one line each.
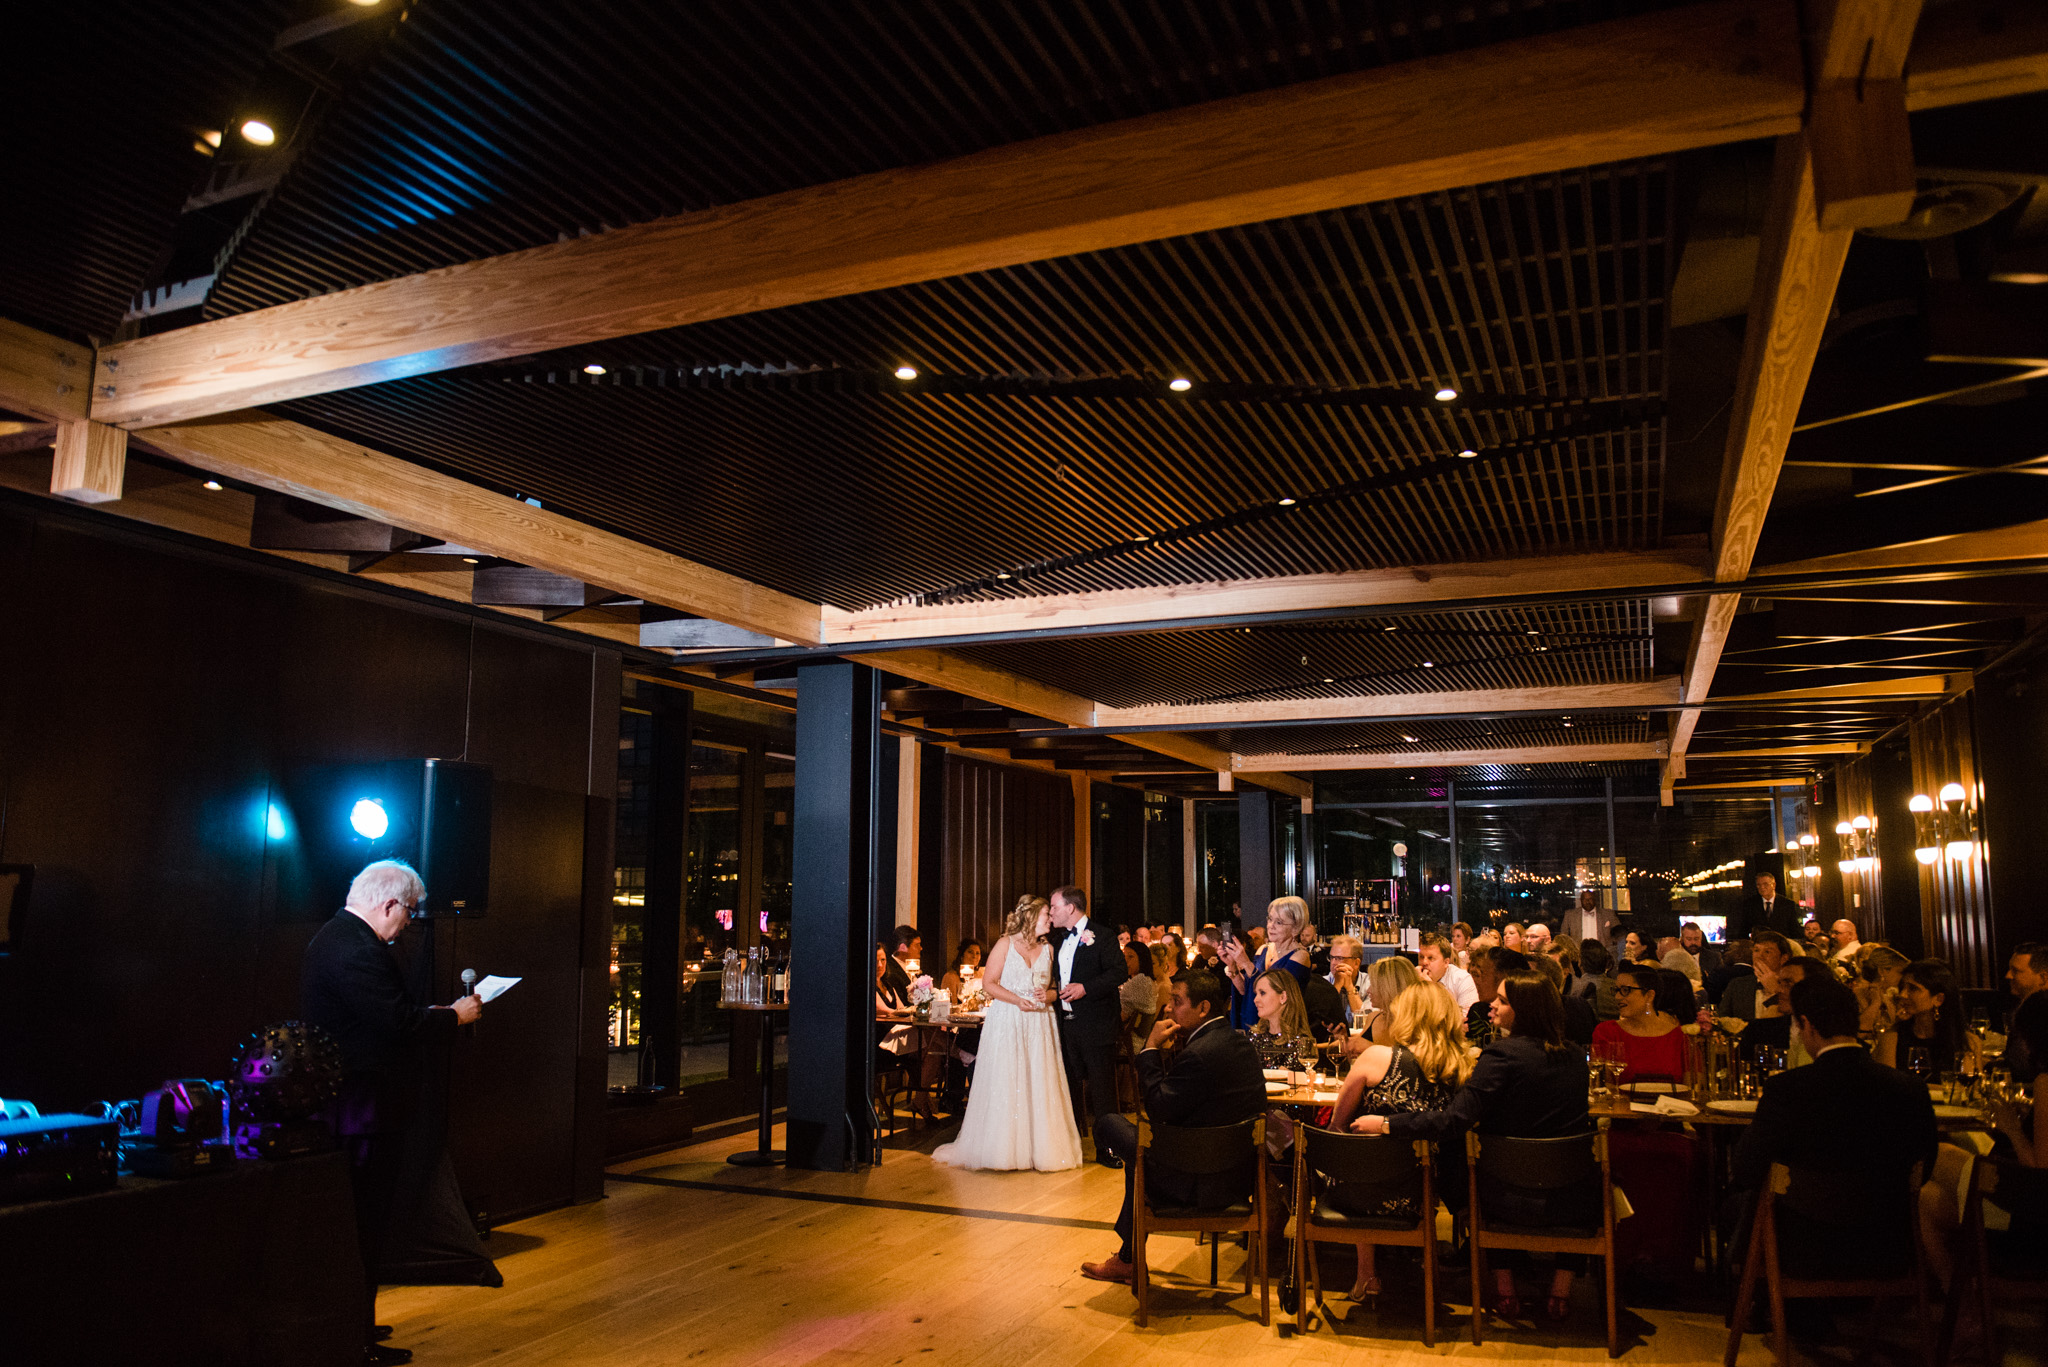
910 974 934 1020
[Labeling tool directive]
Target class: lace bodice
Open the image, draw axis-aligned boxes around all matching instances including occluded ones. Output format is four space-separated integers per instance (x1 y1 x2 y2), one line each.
1000 937 1051 1001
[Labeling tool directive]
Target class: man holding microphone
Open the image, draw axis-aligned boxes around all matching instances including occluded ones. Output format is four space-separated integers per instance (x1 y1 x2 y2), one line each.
303 860 482 1366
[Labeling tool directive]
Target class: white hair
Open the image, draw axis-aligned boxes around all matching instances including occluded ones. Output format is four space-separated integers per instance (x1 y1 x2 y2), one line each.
347 860 424 912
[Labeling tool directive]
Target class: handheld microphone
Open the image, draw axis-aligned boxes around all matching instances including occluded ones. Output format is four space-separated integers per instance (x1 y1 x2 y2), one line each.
461 968 477 997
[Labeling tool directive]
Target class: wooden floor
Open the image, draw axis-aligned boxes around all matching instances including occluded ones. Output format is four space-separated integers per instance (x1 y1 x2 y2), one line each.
380 1121 2035 1367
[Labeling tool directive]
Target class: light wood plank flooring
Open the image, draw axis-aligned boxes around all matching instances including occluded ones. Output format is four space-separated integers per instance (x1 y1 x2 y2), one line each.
376 1121 2025 1366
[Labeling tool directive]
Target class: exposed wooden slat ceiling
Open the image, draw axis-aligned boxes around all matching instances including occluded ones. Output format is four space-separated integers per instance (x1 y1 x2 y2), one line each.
4 0 2046 794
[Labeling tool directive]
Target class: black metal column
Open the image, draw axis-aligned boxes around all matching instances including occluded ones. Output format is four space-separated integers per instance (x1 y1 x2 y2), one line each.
788 661 881 1170
641 685 691 1091
1239 789 1273 927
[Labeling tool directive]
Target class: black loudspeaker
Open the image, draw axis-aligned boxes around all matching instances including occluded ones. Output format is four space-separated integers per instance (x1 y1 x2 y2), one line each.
419 759 493 916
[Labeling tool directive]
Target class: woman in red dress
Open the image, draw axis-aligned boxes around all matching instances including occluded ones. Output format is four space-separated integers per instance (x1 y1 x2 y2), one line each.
1591 961 1697 1287
1591 962 1685 1082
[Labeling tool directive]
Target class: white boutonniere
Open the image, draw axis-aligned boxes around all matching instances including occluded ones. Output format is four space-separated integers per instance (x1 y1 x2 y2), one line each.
1079 928 1095 946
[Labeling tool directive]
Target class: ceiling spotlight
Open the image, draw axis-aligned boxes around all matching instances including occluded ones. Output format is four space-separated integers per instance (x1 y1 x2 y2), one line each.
201 480 223 491
1168 377 1193 392
1527 629 1540 636
894 365 918 380
1402 735 1418 743
1382 624 1397 632
1422 660 1435 668
995 572 1012 579
462 556 481 564
1434 387 1458 402
1457 448 1478 459
1534 645 1548 651
239 118 277 146
1562 720 1574 728
1321 677 1335 684
1276 497 1297 506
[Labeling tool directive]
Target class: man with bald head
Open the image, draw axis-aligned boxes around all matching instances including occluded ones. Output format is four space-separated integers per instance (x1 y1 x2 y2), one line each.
1522 922 1552 956
1829 919 1862 962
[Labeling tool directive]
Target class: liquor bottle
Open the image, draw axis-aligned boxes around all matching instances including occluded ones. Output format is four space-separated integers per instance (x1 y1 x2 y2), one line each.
722 948 738 1005
772 955 788 1005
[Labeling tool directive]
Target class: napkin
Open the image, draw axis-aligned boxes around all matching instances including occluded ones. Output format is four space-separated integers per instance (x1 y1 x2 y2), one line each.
1628 1094 1699 1117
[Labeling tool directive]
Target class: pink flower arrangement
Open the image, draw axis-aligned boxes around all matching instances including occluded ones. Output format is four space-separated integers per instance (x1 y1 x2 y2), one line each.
909 975 934 1004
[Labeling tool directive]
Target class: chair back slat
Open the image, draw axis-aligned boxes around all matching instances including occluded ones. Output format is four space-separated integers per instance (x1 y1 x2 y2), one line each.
1472 1129 1597 1190
1771 1160 1922 1230
1301 1124 1423 1184
1142 1116 1262 1174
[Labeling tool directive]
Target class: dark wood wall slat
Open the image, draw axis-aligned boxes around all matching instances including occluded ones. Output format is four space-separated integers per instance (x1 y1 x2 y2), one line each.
931 752 1073 964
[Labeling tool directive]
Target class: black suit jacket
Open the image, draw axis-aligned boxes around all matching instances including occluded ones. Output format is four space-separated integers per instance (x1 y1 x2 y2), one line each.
1051 918 1128 1046
1740 894 1803 940
1731 1043 1938 1274
1388 1033 1591 1142
301 911 456 1134
1136 1016 1268 1208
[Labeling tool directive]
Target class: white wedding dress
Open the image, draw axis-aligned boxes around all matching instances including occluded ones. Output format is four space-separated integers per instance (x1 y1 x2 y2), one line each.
933 938 1082 1172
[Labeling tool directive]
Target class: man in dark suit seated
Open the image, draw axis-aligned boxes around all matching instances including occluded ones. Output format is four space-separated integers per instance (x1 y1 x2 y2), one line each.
1081 968 1265 1285
1718 930 1793 1056
1731 975 1937 1286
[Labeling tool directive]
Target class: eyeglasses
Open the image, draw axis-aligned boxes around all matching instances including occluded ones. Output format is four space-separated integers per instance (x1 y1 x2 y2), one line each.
1615 985 1650 996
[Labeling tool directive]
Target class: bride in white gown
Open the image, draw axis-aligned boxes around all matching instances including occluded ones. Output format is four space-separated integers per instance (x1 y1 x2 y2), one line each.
934 895 1083 1172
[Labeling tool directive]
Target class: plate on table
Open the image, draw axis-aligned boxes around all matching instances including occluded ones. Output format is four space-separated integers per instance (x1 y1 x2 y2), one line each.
1263 1068 1290 1082
1630 1081 1678 1094
1265 1081 1289 1095
1934 1104 1980 1120
1706 1099 1759 1114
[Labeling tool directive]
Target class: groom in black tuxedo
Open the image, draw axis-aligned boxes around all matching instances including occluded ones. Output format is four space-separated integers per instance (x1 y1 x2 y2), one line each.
1049 884 1128 1167
1082 967 1266 1284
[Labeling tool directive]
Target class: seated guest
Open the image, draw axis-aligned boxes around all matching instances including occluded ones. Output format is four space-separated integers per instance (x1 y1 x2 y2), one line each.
1354 954 1426 1050
874 945 917 1074
1467 948 1529 1048
1450 921 1476 968
1161 931 1189 974
1081 969 1267 1286
1876 957 1982 1079
1418 931 1479 1011
940 940 984 1001
1223 896 1312 1030
1523 922 1552 956
884 924 921 996
1830 919 1863 963
1249 965 1316 1091
1532 954 1595 1047
1502 922 1526 953
1659 948 1706 1014
1802 916 1831 957
1325 934 1367 1026
1719 930 1791 1024
1119 943 1158 1020
1680 920 1724 977
1772 956 1824 1066
1579 939 1619 1022
1705 938 1753 1006
1352 972 1596 1322
1191 925 1225 974
1593 962 1684 1083
1732 976 1937 1282
1854 945 1909 1037
1621 929 1657 966
1548 936 1593 1004
1328 981 1472 1301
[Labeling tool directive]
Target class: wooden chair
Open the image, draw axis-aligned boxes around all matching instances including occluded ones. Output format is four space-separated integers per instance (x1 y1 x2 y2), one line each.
1131 1115 1270 1328
1723 1161 1934 1367
1115 1014 1154 1114
1939 1156 2048 1364
1293 1125 1439 1343
1466 1121 1622 1358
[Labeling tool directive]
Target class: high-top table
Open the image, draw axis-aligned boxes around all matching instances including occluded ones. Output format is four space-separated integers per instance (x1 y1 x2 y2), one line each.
723 1000 789 1167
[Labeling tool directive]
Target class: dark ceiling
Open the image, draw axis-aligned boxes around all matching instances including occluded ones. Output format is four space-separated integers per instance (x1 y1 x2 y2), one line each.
4 0 2044 795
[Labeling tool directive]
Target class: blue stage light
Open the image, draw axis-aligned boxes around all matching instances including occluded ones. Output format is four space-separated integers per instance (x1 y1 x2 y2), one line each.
266 804 288 841
350 798 390 840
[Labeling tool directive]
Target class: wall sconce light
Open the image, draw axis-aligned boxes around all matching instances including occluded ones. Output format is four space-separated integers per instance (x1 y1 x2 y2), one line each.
1835 815 1877 874
1910 781 1980 864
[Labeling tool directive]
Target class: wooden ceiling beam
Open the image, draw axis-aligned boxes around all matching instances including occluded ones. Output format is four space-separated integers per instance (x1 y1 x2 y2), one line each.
1903 1 2048 112
820 547 1709 648
1237 741 1666 774
49 420 126 504
1759 520 2048 578
0 317 91 424
1095 679 1681 731
88 1 1808 426
1686 742 1870 759
1710 673 1956 703
130 413 826 643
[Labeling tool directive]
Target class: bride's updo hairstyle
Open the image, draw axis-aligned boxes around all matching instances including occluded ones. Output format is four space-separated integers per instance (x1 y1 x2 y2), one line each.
1005 895 1049 943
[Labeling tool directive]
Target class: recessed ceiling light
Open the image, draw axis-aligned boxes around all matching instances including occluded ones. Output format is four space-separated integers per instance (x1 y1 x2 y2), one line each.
1434 387 1458 402
200 129 222 149
1168 377 1193 392
995 572 1012 579
239 118 276 146
1402 735 1418 743
583 363 606 376
894 365 918 380
1422 661 1435 668
462 557 481 565
1527 629 1540 635
1322 677 1334 684
1534 645 1548 652
1457 448 1478 459
1383 624 1397 632
201 480 223 491
1277 497 1297 506
1563 720 1574 728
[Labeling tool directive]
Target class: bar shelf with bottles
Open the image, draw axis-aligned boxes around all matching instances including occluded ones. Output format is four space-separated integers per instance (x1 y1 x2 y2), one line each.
718 945 788 1008
1314 878 1418 953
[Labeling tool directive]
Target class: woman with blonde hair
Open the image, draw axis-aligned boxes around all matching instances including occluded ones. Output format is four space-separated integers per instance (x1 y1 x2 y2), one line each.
1223 895 1313 1029
1353 954 1425 1047
1328 981 1473 1300
933 895 1082 1171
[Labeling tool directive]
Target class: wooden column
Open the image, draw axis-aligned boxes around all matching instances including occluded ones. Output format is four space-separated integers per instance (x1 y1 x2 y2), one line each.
50 419 125 503
639 685 691 1092
788 661 881 1170
1181 799 1197 934
894 736 918 923
1071 771 1093 896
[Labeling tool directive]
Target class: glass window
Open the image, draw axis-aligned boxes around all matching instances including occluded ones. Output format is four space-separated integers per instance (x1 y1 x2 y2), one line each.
680 741 744 1086
608 694 654 1085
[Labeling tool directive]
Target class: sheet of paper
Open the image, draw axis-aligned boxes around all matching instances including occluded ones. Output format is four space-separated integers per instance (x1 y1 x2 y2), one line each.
476 974 522 1003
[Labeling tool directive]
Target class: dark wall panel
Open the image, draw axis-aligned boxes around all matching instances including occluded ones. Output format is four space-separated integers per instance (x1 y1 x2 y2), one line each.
0 498 614 1219
1976 650 2048 964
935 753 1071 960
